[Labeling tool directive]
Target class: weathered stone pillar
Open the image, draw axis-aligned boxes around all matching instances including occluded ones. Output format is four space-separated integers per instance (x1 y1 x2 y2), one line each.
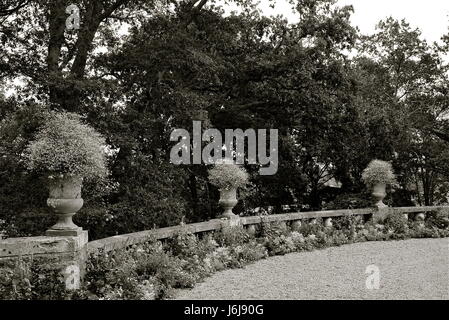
0 231 88 291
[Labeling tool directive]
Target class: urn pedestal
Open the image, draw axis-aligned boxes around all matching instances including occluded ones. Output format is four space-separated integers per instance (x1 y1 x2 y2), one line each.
219 188 238 219
372 183 387 209
46 176 84 237
371 183 389 223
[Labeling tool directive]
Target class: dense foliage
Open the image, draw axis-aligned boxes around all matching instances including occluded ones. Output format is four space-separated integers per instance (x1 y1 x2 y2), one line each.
208 163 249 190
361 159 397 187
1 0 449 239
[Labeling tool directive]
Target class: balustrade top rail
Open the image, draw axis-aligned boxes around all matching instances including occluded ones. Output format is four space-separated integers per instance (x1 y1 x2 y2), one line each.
86 206 448 254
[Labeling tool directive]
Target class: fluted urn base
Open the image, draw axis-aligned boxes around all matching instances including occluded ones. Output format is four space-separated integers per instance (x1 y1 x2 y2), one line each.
46 176 84 236
219 188 238 219
372 183 387 209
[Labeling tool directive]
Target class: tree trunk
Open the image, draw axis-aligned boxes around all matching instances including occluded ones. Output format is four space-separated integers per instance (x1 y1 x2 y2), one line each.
47 1 103 112
422 168 433 206
47 0 68 109
309 186 321 210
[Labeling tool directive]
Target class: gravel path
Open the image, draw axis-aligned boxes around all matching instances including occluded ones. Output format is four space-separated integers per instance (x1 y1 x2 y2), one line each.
174 238 449 300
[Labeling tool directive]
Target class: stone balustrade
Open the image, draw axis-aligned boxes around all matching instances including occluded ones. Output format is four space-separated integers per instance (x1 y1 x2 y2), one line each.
1 205 447 291
87 206 447 254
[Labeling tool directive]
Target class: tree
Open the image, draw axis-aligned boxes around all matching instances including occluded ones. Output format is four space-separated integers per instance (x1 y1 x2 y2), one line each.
0 0 270 236
355 18 449 205
97 0 359 212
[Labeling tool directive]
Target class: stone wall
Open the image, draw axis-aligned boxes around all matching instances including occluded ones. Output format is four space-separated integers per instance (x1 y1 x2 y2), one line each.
0 231 88 290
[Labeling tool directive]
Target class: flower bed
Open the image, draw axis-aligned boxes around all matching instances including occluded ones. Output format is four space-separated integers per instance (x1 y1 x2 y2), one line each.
1 211 448 300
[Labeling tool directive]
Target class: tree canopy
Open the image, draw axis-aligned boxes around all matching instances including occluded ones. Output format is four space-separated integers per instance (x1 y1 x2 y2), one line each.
1 0 448 239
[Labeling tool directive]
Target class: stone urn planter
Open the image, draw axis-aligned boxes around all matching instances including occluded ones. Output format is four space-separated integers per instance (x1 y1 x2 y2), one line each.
372 182 387 209
24 112 108 237
46 176 84 236
219 188 238 219
362 160 396 212
208 161 248 220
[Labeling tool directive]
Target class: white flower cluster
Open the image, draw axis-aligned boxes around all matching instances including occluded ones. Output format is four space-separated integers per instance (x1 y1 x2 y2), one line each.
24 112 109 181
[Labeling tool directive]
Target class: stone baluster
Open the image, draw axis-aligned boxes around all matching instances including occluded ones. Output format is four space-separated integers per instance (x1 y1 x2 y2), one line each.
415 212 426 223
291 220 302 231
279 221 288 231
246 224 256 236
324 217 333 227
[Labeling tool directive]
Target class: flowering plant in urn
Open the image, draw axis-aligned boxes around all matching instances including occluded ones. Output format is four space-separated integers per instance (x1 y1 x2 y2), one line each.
362 160 396 209
208 160 249 219
24 112 108 235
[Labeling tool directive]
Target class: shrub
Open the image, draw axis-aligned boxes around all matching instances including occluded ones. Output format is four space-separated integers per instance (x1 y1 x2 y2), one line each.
425 210 449 230
259 220 289 239
214 226 252 247
296 219 325 237
24 112 108 181
84 248 146 300
259 221 298 255
0 261 87 300
328 229 351 246
209 246 233 269
230 241 267 264
383 213 408 235
361 160 396 187
0 267 32 300
168 231 202 257
208 163 248 190
136 250 196 295
167 231 219 282
332 215 359 231
359 222 389 241
28 265 87 300
408 221 449 239
324 192 372 210
331 215 365 241
263 234 296 256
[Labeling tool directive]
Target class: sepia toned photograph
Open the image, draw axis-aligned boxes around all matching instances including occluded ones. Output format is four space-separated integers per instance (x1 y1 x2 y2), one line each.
0 0 448 306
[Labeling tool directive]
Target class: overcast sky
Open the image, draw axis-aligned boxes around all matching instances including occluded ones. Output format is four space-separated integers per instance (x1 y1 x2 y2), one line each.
258 0 449 44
